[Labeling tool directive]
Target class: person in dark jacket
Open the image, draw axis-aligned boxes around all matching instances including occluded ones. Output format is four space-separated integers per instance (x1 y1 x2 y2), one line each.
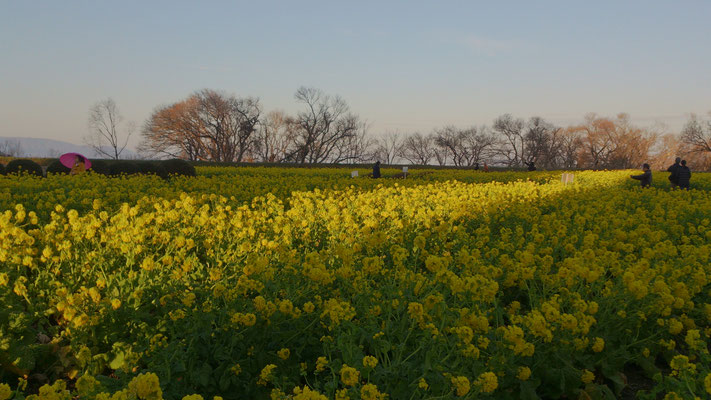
677 160 691 190
667 157 681 188
631 163 652 188
372 161 381 179
524 161 536 171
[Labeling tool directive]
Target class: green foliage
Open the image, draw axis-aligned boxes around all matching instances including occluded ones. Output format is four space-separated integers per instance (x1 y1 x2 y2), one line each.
5 159 43 177
90 159 110 175
46 160 71 175
1 168 711 398
137 161 169 179
162 159 196 177
109 161 141 176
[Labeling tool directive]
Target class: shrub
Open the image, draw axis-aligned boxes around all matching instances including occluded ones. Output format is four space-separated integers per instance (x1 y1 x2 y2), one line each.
137 161 169 179
109 161 141 176
162 159 196 177
46 160 71 175
89 159 110 175
0 163 4 175
5 159 43 177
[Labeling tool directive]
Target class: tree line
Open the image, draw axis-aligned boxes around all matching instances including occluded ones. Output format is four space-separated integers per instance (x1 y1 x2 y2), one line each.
85 88 711 170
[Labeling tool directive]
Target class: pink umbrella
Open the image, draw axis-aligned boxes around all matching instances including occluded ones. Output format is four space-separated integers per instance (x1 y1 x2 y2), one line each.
59 153 92 170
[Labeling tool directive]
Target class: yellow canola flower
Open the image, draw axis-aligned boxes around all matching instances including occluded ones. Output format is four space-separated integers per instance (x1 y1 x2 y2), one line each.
182 293 196 307
277 348 290 360
581 370 595 384
292 386 328 400
315 357 328 372
670 355 695 375
340 364 360 386
362 355 378 369
516 367 531 381
127 373 162 400
592 337 605 353
29 380 71 400
5 168 711 397
0 384 12 400
76 374 101 396
450 376 470 396
663 393 683 400
258 364 277 386
685 329 704 351
360 384 385 400
475 372 498 393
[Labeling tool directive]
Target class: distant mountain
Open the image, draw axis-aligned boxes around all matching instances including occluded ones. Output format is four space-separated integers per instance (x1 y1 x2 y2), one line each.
0 137 138 159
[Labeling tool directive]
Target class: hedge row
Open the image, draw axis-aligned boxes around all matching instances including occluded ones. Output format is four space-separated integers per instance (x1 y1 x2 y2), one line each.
1 159 196 178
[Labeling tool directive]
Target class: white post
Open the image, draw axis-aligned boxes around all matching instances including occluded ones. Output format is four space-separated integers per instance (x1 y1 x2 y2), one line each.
561 173 575 185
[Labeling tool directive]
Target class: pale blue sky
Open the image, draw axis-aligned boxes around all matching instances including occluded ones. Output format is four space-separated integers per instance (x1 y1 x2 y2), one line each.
1 1 710 148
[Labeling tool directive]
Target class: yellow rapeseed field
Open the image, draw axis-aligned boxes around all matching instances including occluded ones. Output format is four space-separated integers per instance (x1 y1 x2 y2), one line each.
1 167 710 399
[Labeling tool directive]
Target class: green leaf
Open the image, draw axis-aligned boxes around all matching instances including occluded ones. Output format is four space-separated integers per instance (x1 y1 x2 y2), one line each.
519 380 541 400
194 363 213 387
606 372 626 395
219 369 232 392
109 351 125 370
634 358 658 377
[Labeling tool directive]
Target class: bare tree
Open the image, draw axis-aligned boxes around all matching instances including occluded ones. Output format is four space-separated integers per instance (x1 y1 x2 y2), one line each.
680 112 711 154
570 113 616 168
492 114 526 167
399 132 434 165
649 132 681 170
461 126 497 167
286 87 360 164
85 98 133 159
523 117 563 169
373 132 402 165
140 89 261 162
565 113 657 169
140 97 204 160
253 110 297 162
331 122 376 163
606 114 657 169
558 128 583 169
0 139 24 157
432 126 497 167
434 126 466 166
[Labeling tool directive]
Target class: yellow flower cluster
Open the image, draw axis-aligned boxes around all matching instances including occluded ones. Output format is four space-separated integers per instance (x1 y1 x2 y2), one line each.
2 168 711 398
340 364 360 387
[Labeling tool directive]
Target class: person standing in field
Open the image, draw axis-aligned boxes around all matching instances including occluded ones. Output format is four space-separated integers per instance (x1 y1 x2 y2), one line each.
676 160 691 190
70 155 86 175
524 161 536 171
372 161 381 179
667 157 681 188
483 162 489 172
631 163 652 188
